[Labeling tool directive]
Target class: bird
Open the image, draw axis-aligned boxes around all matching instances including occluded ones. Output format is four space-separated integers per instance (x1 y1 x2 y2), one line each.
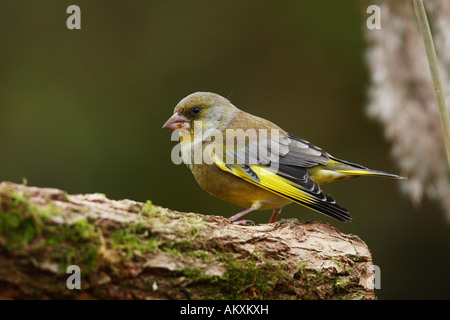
162 92 404 224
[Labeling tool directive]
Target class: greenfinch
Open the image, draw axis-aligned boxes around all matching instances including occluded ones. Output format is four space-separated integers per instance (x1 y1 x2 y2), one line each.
163 92 403 224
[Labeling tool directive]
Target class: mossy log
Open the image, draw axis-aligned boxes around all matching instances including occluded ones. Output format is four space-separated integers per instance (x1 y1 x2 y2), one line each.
0 181 375 300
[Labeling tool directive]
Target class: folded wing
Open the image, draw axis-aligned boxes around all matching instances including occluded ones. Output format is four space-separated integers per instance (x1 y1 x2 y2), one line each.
213 133 352 222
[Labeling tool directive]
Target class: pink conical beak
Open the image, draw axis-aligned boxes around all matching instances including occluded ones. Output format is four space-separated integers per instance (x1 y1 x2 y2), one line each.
162 113 190 130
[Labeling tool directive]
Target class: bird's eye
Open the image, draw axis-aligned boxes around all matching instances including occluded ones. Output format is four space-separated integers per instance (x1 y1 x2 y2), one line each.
192 106 201 115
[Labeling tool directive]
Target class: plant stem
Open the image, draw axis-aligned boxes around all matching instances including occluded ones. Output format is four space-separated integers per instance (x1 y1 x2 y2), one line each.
413 0 450 170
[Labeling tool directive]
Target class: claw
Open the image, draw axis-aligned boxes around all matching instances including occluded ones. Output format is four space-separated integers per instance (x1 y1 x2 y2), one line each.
231 219 255 226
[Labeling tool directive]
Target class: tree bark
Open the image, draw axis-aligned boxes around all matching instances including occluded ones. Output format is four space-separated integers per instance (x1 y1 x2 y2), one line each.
0 181 375 300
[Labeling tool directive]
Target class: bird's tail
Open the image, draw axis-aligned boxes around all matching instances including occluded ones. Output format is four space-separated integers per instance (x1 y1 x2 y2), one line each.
308 156 405 185
330 157 405 179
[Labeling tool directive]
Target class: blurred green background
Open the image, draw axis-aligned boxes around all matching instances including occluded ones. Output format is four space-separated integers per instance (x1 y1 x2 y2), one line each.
1 0 449 299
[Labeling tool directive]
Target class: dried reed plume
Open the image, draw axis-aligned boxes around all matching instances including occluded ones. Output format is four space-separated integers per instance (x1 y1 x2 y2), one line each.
364 0 450 220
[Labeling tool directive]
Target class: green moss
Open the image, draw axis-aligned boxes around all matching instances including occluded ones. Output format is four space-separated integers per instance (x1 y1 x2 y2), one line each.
61 192 69 202
187 249 214 262
110 221 160 259
161 239 195 256
141 200 158 217
178 266 204 279
332 277 351 293
46 219 97 245
160 219 204 255
158 213 206 256
0 187 102 275
218 258 280 298
44 218 101 275
297 262 307 276
59 242 99 274
175 253 284 299
161 245 182 256
0 189 42 250
297 266 360 299
180 216 206 237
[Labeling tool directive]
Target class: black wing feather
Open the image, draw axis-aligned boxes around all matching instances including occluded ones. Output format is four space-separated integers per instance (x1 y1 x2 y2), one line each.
230 132 352 222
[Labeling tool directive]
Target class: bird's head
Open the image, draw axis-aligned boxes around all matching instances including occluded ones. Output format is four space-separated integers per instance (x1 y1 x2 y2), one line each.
162 92 238 134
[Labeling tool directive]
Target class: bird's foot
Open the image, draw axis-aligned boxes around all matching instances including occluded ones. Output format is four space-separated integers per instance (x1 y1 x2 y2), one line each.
229 204 262 226
231 219 255 226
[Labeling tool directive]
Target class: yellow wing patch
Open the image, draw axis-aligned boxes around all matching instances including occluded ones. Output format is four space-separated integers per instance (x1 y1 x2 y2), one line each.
212 154 315 206
212 154 352 222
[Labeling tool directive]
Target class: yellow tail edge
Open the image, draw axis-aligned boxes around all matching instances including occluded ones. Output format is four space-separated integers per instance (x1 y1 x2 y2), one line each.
336 169 406 179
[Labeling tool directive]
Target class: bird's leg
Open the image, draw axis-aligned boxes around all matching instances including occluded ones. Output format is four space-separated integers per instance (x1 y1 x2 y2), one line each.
229 202 262 225
229 207 255 225
268 207 282 223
